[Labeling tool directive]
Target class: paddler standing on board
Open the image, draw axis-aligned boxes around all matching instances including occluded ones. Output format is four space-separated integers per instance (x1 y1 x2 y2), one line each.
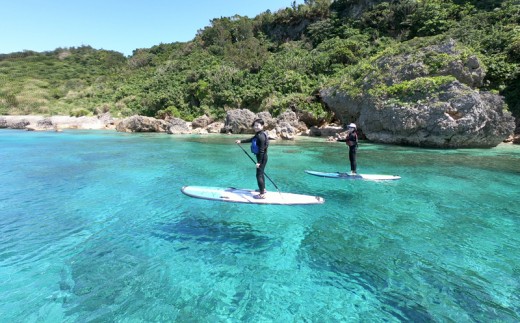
346 123 358 175
235 119 269 199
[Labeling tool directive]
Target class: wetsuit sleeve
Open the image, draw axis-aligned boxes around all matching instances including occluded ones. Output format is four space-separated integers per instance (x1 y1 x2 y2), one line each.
241 137 253 144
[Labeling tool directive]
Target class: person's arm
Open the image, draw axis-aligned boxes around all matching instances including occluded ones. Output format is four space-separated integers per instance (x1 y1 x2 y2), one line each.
236 137 253 144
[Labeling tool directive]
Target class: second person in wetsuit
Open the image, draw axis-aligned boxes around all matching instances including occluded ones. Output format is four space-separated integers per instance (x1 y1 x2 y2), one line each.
235 119 269 199
346 123 358 175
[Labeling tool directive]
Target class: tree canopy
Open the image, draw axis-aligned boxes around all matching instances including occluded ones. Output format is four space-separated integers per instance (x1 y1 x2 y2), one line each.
1 0 519 121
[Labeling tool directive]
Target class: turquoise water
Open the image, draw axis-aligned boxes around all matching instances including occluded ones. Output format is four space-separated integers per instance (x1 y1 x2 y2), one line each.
1 129 519 322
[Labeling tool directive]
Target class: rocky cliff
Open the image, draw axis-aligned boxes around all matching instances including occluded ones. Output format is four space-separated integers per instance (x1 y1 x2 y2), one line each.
320 39 516 148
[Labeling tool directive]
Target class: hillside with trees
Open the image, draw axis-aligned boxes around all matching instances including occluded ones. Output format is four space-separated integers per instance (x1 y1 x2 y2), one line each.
1 0 519 131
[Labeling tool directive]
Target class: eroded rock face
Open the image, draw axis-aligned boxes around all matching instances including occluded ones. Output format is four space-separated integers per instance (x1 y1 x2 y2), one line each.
115 115 169 132
166 117 191 134
222 109 303 138
191 115 213 129
7 118 31 129
358 82 515 148
207 122 224 134
320 39 515 148
223 109 257 134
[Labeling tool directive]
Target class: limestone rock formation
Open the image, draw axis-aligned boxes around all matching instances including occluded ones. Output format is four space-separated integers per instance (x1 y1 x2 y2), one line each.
166 117 191 134
320 39 515 148
115 115 169 132
223 109 257 134
191 115 214 129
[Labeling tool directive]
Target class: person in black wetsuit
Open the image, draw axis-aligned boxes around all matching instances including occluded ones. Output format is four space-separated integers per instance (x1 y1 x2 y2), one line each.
235 119 269 199
346 123 358 175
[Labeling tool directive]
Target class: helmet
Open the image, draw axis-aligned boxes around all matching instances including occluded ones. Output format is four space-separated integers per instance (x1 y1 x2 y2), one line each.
347 123 357 129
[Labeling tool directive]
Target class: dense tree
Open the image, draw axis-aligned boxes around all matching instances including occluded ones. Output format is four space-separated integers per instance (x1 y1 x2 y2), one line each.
1 0 519 121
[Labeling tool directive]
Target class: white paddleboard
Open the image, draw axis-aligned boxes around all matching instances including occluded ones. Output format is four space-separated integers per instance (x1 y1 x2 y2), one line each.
305 170 401 181
181 186 325 205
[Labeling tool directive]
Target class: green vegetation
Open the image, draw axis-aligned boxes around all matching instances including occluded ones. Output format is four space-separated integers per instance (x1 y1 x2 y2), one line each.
1 0 519 121
369 75 458 104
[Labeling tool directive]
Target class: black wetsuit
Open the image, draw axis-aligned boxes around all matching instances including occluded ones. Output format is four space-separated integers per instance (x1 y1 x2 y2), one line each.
241 131 268 194
347 131 358 173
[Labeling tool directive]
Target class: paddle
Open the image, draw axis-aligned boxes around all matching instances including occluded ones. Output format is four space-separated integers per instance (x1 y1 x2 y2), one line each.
237 143 281 195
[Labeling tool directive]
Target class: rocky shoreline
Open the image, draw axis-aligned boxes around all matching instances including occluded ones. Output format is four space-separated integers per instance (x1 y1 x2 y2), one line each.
0 111 347 141
1 109 518 147
0 114 116 131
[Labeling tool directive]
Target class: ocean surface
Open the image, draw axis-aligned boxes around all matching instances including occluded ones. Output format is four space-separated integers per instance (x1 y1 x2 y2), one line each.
1 129 519 322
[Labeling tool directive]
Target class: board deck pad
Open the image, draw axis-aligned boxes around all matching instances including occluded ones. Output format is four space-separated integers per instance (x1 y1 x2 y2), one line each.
181 186 324 205
305 170 401 181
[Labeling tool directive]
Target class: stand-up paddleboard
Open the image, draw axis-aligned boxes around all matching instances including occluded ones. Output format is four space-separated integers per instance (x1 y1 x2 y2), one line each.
305 170 401 181
181 186 324 205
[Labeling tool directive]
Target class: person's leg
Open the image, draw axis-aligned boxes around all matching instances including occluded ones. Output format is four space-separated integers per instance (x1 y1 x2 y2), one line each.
256 155 268 195
349 148 357 174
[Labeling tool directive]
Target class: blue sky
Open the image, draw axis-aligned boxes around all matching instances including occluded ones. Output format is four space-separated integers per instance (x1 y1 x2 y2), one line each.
1 0 304 56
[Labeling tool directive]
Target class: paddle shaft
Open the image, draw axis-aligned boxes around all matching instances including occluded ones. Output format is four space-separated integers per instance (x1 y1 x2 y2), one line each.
237 143 281 193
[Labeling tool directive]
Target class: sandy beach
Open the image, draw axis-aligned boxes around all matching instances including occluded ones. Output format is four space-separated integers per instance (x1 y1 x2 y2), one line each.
0 115 116 131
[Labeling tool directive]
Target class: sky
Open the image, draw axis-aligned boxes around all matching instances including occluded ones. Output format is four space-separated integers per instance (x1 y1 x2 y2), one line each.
1 0 304 57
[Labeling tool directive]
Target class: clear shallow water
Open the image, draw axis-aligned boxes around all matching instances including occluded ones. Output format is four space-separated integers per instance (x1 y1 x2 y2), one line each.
0 129 519 322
